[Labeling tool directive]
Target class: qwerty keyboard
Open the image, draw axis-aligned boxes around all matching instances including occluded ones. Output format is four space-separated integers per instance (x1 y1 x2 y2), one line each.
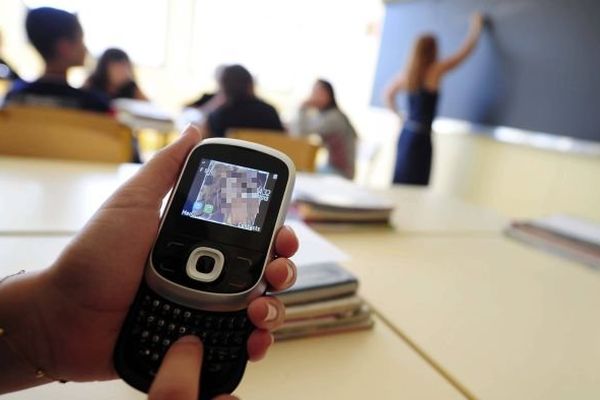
115 283 253 399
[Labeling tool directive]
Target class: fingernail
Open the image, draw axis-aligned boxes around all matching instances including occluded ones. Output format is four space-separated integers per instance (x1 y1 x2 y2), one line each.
264 303 278 322
284 225 296 237
283 260 296 286
177 335 201 345
183 123 202 137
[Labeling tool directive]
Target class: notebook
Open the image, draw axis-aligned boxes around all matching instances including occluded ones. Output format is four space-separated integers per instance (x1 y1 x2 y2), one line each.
505 214 600 269
272 218 374 340
274 304 373 341
283 295 364 321
292 173 394 223
273 262 359 306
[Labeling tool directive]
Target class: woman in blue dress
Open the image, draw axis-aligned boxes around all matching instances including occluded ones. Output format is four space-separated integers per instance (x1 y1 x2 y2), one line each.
385 13 484 185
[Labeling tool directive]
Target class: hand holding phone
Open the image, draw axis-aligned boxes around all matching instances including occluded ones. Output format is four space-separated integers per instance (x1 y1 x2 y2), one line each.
114 138 295 399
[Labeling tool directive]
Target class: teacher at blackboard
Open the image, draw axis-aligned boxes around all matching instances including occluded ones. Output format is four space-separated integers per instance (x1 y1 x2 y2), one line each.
384 12 485 185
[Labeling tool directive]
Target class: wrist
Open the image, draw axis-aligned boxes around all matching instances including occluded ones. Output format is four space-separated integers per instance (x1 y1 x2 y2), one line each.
0 270 58 393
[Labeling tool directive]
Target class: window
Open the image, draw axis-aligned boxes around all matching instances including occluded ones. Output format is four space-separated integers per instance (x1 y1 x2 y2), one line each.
21 0 168 67
191 0 382 118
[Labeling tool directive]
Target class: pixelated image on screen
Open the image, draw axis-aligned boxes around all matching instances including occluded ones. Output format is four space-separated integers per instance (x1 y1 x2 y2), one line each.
181 159 274 232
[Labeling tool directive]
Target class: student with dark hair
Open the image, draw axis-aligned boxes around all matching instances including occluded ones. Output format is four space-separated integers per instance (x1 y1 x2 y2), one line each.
84 48 148 100
384 13 484 185
291 79 358 179
4 7 110 113
206 64 284 138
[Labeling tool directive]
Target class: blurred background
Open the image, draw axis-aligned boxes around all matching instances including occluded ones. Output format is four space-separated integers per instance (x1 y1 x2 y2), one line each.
1 0 383 121
1 0 599 219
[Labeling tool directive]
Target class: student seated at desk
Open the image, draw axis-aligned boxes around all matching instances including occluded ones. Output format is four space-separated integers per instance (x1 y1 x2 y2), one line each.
185 65 226 115
4 7 111 113
206 64 284 138
290 79 357 179
0 126 298 399
84 48 148 101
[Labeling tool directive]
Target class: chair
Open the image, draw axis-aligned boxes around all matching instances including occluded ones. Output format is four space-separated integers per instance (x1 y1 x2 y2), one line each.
227 128 320 172
0 79 11 98
0 106 133 163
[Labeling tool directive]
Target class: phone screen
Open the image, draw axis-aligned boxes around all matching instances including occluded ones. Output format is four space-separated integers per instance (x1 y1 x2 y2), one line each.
181 159 277 232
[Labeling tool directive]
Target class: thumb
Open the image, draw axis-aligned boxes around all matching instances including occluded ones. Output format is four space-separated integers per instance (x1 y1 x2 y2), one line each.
115 124 204 209
149 336 204 400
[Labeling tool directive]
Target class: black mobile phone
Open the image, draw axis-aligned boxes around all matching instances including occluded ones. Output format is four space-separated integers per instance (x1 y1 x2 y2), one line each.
114 138 295 399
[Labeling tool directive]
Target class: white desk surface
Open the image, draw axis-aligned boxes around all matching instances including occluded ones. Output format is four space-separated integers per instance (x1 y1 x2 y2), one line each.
325 231 600 400
0 157 135 234
0 156 505 235
1 319 466 399
0 155 468 399
0 249 464 400
4 156 598 399
384 187 505 234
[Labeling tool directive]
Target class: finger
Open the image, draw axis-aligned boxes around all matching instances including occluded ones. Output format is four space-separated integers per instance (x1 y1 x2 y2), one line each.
274 225 299 258
264 257 296 291
148 336 203 400
246 329 274 362
247 296 285 331
116 125 203 208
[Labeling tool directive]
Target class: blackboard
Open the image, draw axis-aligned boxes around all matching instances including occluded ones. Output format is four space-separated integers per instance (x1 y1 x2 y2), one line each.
371 0 600 142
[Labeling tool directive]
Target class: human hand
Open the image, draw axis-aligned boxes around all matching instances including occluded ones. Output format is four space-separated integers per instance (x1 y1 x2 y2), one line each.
470 12 485 32
148 336 237 400
16 125 297 383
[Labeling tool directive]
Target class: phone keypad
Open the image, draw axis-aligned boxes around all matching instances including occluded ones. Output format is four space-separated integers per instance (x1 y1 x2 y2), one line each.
128 292 252 380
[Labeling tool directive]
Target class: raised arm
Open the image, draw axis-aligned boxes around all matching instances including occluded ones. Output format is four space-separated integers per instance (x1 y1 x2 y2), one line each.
435 12 484 75
384 72 407 116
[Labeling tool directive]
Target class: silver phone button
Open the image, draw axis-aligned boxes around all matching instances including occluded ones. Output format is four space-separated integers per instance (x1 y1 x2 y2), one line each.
185 247 224 282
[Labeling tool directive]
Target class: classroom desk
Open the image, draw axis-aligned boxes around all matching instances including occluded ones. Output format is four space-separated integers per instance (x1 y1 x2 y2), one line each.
0 156 469 399
369 188 504 235
0 156 504 235
0 157 136 233
324 231 600 399
0 316 464 400
0 239 464 400
3 156 598 399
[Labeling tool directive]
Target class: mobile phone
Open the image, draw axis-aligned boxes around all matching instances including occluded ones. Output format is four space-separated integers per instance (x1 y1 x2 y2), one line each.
114 138 295 399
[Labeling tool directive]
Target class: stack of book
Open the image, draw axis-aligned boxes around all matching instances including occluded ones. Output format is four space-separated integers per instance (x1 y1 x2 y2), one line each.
505 214 600 269
292 173 394 224
272 262 374 340
113 98 174 131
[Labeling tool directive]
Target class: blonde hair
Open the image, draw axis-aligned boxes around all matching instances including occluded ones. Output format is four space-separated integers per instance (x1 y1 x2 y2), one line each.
405 34 438 92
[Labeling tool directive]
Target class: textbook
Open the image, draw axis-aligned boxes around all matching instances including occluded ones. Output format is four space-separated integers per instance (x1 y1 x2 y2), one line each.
282 295 364 321
274 303 374 341
271 219 374 340
505 214 600 269
273 262 359 306
272 264 374 340
292 173 394 223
